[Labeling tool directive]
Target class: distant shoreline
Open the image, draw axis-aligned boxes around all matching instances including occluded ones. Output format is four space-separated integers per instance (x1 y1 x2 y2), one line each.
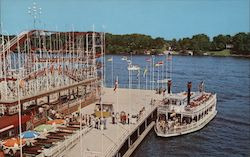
106 53 250 58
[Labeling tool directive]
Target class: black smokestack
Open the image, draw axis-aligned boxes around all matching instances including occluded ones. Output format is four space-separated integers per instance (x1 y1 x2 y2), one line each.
167 80 172 94
187 81 192 105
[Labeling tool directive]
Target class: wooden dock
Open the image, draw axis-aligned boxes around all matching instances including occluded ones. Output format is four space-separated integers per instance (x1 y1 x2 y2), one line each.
60 88 163 157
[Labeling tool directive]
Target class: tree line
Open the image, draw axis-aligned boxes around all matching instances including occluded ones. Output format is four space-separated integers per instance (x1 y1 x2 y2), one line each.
1 32 249 55
106 32 250 55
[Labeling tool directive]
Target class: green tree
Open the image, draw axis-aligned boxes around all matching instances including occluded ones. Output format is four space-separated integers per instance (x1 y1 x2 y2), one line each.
179 37 192 52
232 32 250 55
212 34 232 51
191 34 210 54
170 38 181 51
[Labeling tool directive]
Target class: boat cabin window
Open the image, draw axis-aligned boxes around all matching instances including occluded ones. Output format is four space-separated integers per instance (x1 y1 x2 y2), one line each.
164 98 182 106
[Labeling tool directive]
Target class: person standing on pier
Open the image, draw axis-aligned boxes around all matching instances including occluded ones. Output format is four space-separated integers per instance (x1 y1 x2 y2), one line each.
85 114 88 125
98 117 101 129
116 112 119 124
95 118 98 129
104 117 107 129
112 112 115 124
127 113 130 124
88 115 91 126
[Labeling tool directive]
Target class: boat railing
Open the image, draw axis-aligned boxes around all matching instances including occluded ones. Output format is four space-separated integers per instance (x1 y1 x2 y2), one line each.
105 104 158 157
156 111 214 135
184 95 215 115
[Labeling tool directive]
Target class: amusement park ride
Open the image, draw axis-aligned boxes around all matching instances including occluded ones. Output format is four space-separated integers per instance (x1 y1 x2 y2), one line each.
0 30 105 138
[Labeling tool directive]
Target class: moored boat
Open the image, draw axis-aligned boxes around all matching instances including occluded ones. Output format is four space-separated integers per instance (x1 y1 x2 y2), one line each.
127 64 140 71
121 56 128 61
157 78 170 83
154 81 217 137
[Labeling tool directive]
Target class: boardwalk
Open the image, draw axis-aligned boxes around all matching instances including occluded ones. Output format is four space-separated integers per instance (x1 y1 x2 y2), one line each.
64 87 163 157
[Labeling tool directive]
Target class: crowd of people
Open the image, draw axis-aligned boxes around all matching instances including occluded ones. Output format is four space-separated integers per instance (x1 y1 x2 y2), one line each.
45 104 149 131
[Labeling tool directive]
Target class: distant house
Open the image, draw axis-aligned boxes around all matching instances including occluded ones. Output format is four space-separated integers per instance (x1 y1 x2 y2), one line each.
226 44 233 49
187 51 193 56
144 50 151 55
163 50 174 55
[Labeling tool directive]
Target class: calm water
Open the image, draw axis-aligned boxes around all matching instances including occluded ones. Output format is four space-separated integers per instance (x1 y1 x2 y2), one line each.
104 55 250 157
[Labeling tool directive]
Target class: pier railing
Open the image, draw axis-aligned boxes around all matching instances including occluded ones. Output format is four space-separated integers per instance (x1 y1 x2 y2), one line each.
42 126 92 157
104 100 159 157
85 150 102 157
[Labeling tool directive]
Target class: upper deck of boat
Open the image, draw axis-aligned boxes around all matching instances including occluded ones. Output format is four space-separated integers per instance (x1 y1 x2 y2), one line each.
159 92 216 115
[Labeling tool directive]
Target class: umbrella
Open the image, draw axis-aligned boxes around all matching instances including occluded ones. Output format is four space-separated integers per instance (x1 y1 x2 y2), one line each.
3 138 26 148
20 130 40 139
34 124 53 132
47 119 65 125
0 150 4 157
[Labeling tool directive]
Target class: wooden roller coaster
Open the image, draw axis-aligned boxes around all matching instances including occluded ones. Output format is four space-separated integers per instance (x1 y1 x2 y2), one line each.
0 30 104 122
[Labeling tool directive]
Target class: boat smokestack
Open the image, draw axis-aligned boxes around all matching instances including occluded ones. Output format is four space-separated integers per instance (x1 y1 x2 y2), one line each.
187 81 192 105
167 80 172 94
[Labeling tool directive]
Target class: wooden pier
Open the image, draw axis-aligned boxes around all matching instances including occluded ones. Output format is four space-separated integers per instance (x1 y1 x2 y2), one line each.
61 88 163 157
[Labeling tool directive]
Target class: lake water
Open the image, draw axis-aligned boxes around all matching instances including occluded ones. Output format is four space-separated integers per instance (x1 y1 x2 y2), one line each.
104 55 250 157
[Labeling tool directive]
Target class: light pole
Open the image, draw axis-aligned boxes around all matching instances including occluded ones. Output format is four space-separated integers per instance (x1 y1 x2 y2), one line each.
28 2 42 29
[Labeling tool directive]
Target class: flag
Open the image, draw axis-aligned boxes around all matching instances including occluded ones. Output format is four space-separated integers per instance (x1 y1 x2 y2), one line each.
158 61 164 65
199 81 204 92
166 56 172 61
145 58 151 62
155 61 163 67
114 79 118 91
143 68 148 77
155 63 160 67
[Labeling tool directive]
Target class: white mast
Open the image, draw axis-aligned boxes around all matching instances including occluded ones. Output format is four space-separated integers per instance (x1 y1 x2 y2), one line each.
152 55 154 90
17 34 23 157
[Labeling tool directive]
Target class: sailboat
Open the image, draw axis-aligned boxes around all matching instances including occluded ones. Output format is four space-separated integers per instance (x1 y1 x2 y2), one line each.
127 64 140 71
121 56 128 61
157 78 170 83
127 54 140 71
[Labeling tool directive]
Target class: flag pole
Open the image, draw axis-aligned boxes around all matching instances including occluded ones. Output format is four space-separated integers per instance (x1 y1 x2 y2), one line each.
149 59 151 90
157 65 159 90
79 97 83 157
115 75 119 141
138 69 140 89
112 56 114 88
17 33 23 157
146 65 148 90
152 55 154 90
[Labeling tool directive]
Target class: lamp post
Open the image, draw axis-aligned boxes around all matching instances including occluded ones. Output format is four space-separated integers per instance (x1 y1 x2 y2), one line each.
28 2 42 29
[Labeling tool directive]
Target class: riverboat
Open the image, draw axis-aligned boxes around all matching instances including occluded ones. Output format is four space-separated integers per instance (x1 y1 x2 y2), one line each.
154 81 217 137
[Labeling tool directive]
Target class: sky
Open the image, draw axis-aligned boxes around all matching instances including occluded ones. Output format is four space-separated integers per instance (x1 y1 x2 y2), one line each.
0 0 249 39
